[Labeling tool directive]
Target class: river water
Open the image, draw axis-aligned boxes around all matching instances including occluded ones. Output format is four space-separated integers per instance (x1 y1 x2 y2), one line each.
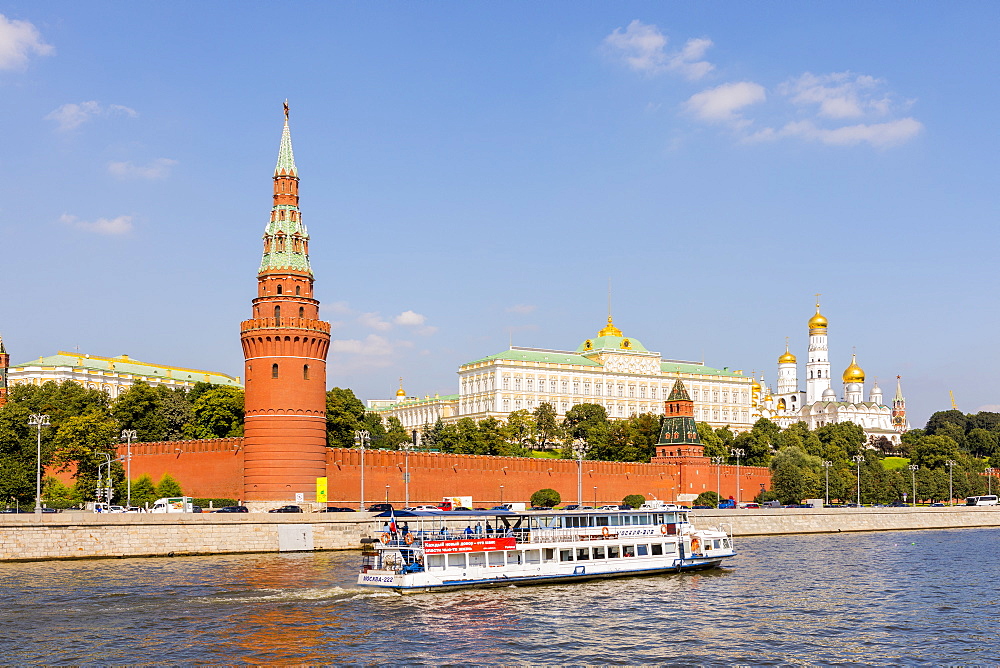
2 528 997 665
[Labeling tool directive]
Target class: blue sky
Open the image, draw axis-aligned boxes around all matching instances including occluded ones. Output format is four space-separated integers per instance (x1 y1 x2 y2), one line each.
2 2 999 427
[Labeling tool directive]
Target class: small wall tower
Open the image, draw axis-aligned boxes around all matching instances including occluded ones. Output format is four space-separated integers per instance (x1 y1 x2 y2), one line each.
654 379 704 459
892 376 908 433
240 103 331 502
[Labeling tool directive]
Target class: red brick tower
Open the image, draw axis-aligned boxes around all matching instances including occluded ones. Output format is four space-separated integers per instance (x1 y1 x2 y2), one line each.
240 103 331 502
0 335 9 407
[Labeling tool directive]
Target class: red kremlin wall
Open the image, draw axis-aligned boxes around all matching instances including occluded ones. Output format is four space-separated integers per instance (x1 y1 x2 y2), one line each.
85 438 771 507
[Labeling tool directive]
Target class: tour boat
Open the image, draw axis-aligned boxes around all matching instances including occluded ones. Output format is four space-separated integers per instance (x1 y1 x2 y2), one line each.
357 506 736 592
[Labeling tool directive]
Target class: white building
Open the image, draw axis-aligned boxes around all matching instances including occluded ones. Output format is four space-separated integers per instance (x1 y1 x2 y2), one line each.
757 301 908 445
373 317 755 433
8 351 241 398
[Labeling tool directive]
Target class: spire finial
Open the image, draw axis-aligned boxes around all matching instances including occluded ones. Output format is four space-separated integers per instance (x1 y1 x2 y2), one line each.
283 99 289 121
815 292 821 310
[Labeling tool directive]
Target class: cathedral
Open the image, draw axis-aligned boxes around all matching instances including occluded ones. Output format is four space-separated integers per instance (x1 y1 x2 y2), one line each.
755 300 909 446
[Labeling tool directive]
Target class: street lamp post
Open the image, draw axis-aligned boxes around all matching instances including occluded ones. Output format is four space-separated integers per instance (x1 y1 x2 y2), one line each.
28 414 51 514
908 464 919 507
354 430 370 511
986 468 997 496
499 485 504 506
400 441 414 506
121 429 137 509
573 439 587 507
730 448 745 505
946 459 957 506
95 452 113 508
852 455 864 507
822 460 832 507
711 456 724 508
385 484 390 505
593 486 597 508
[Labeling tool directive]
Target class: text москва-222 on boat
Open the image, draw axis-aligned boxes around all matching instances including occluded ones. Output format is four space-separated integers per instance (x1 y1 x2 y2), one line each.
357 503 736 593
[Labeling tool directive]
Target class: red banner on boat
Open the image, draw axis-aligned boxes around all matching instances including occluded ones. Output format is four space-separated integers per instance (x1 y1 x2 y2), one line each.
422 537 516 554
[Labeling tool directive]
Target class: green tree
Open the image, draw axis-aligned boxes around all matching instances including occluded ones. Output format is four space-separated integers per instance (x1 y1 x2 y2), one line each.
326 388 366 448
155 473 183 498
359 411 388 447
50 410 119 481
113 381 166 442
925 410 967 436
561 404 609 457
382 416 411 450
697 422 726 459
694 490 720 507
187 386 244 439
622 494 645 508
910 434 962 470
130 473 159 507
532 402 561 450
966 428 997 459
530 488 560 508
815 422 866 462
156 386 194 441
503 410 535 450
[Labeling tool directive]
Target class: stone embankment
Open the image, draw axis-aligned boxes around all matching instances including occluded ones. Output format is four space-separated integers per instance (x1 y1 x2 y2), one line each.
2 507 999 562
691 506 1000 536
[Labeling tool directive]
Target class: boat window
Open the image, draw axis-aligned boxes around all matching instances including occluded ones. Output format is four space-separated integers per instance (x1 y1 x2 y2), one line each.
488 552 504 566
525 550 541 564
607 546 620 558
637 544 649 556
592 546 606 559
651 543 664 556
610 515 621 526
468 552 486 567
560 549 574 562
596 516 609 527
447 554 466 569
640 515 651 525
543 548 555 562
576 548 590 561
664 543 677 553
623 545 635 557
427 555 445 570
654 513 664 524
508 551 523 565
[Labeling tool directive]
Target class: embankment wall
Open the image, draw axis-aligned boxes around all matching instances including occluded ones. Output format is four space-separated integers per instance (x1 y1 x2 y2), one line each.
3 508 999 563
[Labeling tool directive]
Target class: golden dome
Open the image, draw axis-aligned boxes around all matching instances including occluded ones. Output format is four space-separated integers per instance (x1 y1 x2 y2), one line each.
842 354 865 383
778 345 797 364
396 377 406 398
598 315 623 338
751 378 761 391
808 309 828 331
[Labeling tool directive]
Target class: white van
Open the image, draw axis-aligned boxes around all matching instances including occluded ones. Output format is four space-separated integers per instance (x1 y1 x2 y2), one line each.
965 495 998 506
150 497 194 513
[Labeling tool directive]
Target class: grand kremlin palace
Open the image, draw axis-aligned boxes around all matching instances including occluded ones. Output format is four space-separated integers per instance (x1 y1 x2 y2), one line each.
371 316 757 434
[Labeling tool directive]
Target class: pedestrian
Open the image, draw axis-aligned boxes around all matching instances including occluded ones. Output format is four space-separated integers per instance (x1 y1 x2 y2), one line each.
401 522 410 536
486 521 493 536
475 523 483 535
382 521 391 534
464 525 473 535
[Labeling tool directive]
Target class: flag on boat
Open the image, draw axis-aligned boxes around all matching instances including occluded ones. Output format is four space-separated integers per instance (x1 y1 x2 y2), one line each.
389 510 398 533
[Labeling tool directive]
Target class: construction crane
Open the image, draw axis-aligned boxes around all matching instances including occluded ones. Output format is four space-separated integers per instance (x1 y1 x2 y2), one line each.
950 390 958 411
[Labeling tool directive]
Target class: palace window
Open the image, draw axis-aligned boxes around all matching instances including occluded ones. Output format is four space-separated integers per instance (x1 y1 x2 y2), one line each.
526 379 533 391
713 391 719 401
272 363 279 379
583 382 590 394
618 385 624 397
639 386 646 398
573 382 579 394
514 378 522 391
628 386 635 398
502 376 509 389
550 380 556 393
692 389 699 400
596 383 602 396
561 381 568 393
274 305 281 319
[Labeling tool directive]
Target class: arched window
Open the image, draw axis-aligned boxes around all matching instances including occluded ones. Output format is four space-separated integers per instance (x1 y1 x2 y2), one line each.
295 286 301 296
276 285 283 295
272 363 279 379
274 305 280 319
299 306 304 318
303 364 310 380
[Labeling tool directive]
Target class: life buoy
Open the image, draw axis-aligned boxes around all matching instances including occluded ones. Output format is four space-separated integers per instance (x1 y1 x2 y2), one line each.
404 533 414 545
690 537 700 553
380 532 391 543
602 526 610 537
660 524 668 535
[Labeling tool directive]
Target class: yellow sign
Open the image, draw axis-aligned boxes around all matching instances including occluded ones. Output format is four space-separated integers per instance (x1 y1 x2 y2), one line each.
316 477 328 503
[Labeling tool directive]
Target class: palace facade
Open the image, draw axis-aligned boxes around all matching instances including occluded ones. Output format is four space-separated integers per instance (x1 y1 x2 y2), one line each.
373 317 755 433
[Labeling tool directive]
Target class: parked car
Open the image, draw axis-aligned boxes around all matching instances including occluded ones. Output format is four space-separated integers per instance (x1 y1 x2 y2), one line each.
316 506 356 512
192 506 203 513
403 505 440 511
367 503 393 513
598 505 620 510
212 506 249 513
561 504 582 511
489 506 511 511
888 501 909 507
692 504 713 509
531 506 552 510
0 508 30 513
930 502 946 507
268 505 303 513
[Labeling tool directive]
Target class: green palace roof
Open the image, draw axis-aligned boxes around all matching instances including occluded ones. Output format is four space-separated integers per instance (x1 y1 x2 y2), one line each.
371 393 459 411
13 352 242 387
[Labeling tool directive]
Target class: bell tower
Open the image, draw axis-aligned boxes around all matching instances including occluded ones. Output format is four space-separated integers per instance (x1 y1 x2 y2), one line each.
240 102 331 502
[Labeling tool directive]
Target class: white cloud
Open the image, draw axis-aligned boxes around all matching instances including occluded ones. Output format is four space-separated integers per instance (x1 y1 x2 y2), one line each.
326 301 354 315
506 304 536 314
108 158 178 180
394 310 426 326
778 72 899 119
976 405 1000 414
0 14 53 70
684 81 766 126
45 101 137 131
748 118 923 148
60 213 133 235
358 312 392 332
603 20 713 80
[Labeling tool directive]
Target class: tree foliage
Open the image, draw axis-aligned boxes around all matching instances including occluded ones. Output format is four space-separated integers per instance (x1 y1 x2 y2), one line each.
326 387 366 448
530 488 561 508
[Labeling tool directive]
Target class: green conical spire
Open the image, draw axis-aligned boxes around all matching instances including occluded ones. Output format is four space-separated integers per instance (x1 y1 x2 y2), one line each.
274 100 297 177
667 378 692 401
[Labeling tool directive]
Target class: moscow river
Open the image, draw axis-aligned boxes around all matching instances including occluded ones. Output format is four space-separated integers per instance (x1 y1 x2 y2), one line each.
2 527 998 665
